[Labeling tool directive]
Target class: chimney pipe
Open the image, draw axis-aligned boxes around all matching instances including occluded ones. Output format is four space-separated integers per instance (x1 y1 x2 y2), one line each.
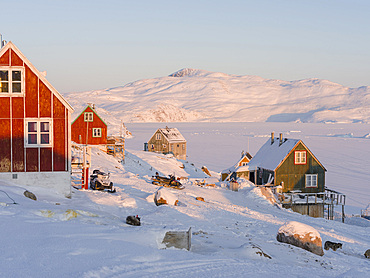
279 133 283 146
271 132 274 144
0 34 3 49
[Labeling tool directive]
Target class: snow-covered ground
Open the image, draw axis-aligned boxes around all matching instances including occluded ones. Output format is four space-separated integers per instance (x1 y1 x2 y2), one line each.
1 122 369 277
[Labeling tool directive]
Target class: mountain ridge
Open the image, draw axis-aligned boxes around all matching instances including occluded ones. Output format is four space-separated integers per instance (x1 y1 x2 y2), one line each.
63 68 370 132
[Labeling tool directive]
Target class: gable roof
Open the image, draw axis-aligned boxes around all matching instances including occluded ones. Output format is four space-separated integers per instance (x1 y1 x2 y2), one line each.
248 138 326 171
248 138 300 171
0 41 73 112
71 105 108 126
221 152 252 174
158 127 186 143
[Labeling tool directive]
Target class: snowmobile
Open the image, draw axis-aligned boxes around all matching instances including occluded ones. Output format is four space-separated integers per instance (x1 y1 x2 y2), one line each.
152 174 185 190
90 169 116 193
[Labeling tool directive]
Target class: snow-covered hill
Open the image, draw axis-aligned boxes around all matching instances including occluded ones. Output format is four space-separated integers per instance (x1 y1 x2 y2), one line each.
64 68 370 129
1 147 369 277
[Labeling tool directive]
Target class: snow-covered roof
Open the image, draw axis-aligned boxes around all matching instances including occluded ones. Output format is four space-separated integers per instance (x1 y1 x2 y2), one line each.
221 153 252 174
159 127 186 143
248 138 300 171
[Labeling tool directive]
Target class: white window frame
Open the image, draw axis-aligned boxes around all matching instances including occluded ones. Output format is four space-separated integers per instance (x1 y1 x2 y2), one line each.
156 133 161 140
0 67 25 96
24 119 53 147
305 174 318 188
294 150 307 164
92 128 102 137
84 112 93 122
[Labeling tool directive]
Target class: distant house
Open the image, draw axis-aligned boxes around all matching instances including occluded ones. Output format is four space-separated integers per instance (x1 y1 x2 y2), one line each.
221 151 252 181
71 105 107 145
248 133 326 194
145 127 186 160
0 41 73 197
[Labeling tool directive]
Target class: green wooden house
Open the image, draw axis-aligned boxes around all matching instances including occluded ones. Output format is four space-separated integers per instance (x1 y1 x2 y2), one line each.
248 133 326 193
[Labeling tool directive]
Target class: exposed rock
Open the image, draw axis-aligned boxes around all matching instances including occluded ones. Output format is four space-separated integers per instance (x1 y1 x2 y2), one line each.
365 249 370 258
24 190 37 201
196 197 205 202
277 221 324 256
154 188 178 206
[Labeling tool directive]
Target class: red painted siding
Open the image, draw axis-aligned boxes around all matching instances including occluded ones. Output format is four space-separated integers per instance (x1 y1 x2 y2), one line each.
39 81 51 118
12 119 25 172
40 148 52 172
12 97 24 119
71 106 107 145
53 96 66 171
0 119 11 172
26 148 38 172
0 98 10 118
25 65 38 118
0 49 10 66
11 50 23 67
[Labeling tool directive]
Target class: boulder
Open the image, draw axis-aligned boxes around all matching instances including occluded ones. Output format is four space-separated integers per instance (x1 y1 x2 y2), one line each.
365 249 370 259
196 197 205 202
277 221 324 256
154 188 178 206
24 190 37 201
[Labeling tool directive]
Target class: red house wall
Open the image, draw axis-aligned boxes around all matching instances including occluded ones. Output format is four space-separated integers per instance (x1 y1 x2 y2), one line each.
0 46 69 173
71 106 107 145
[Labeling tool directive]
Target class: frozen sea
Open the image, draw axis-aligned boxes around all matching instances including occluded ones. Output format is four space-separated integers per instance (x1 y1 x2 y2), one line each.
126 122 370 212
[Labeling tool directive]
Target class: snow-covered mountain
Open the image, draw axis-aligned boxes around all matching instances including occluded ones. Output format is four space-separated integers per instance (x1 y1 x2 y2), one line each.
64 68 370 128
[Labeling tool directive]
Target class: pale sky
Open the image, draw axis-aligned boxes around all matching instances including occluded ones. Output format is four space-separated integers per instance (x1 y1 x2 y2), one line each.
2 0 370 93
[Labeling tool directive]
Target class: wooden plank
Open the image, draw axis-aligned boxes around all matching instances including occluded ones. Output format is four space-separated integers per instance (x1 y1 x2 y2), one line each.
25 65 38 118
0 119 11 172
12 97 24 119
53 118 66 171
26 148 38 172
0 97 10 118
12 119 25 172
39 80 51 118
11 49 23 66
40 147 52 172
0 49 10 66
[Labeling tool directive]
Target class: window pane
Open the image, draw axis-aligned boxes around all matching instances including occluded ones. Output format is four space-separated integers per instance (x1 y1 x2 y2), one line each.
28 122 37 132
12 82 21 93
0 70 8 81
41 134 50 144
0 82 8 92
306 175 311 186
40 122 50 132
12 71 22 81
28 134 37 144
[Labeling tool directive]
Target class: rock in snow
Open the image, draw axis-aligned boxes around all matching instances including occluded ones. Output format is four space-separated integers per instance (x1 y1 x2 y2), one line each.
277 221 324 256
154 187 179 206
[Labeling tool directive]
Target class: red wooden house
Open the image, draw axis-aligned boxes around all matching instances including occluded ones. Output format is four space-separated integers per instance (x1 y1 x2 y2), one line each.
71 105 107 145
0 42 74 197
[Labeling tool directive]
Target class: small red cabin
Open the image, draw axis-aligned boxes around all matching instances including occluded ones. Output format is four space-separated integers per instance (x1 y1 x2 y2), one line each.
71 105 107 145
0 42 74 196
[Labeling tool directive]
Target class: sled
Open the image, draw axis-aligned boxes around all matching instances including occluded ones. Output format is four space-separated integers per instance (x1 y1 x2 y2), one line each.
152 175 185 190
